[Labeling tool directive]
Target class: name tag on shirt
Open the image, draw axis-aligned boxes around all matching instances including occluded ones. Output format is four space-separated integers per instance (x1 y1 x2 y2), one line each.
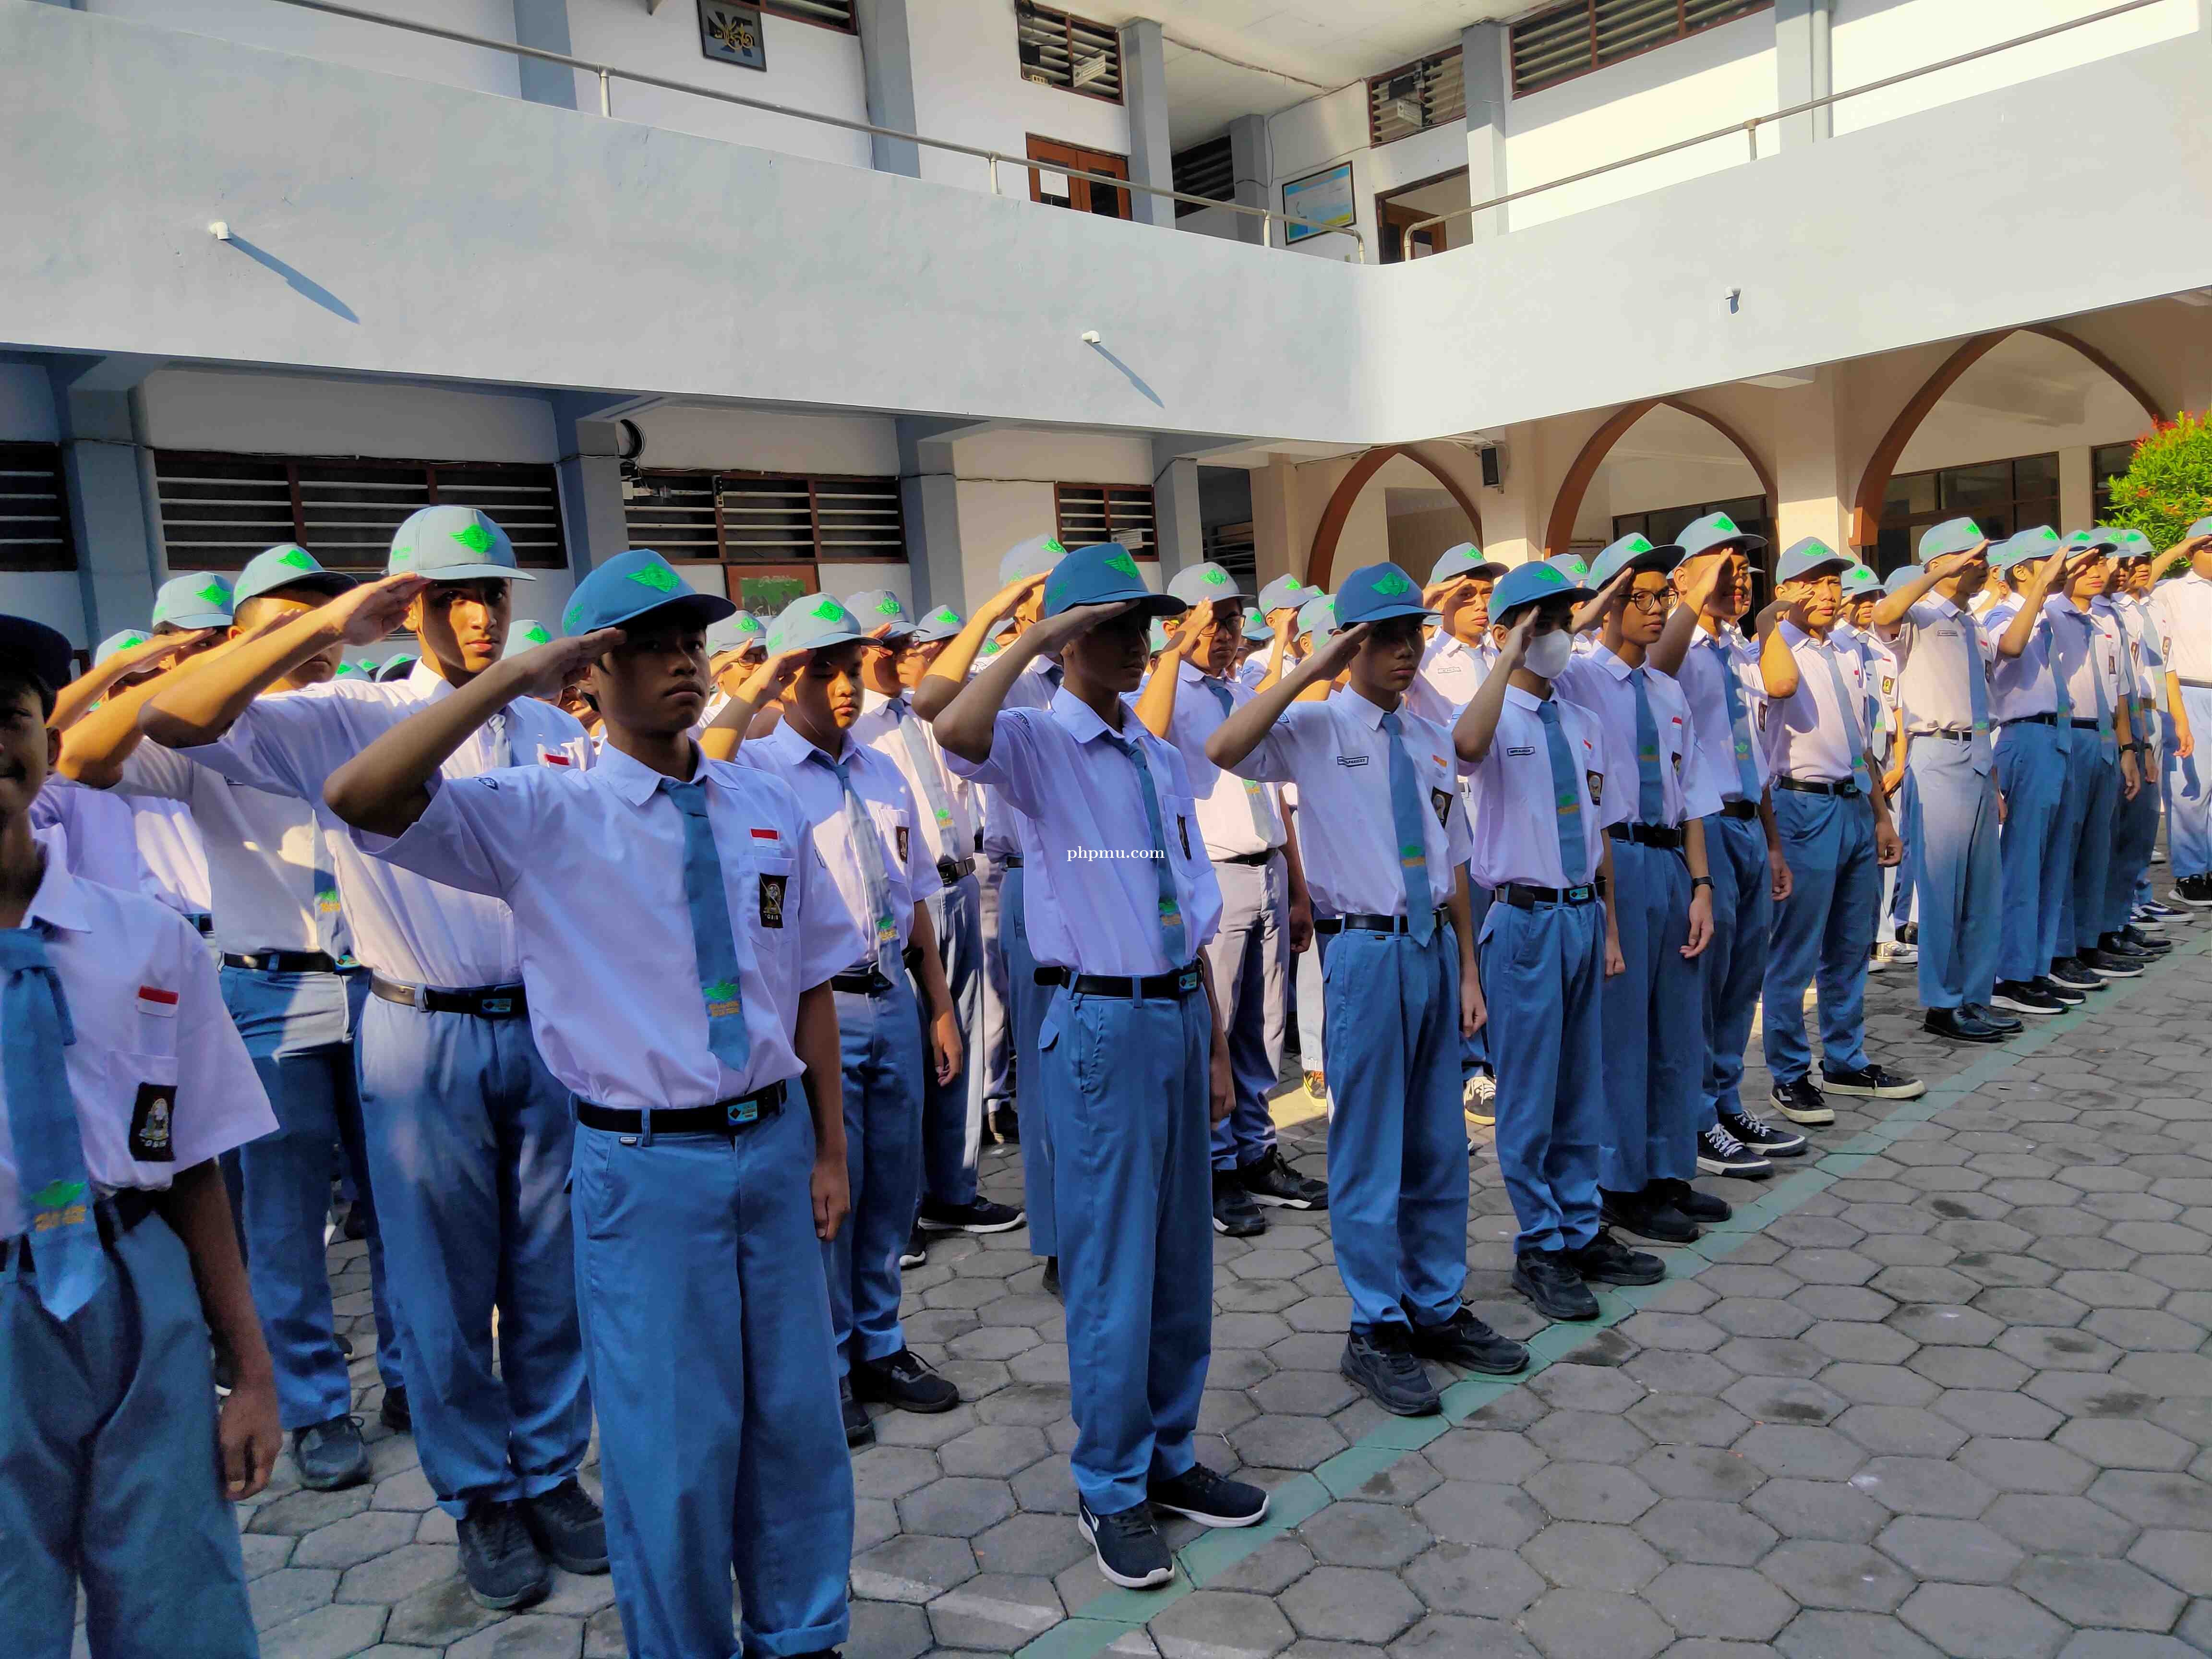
1506 745 1534 758
1334 755 1370 768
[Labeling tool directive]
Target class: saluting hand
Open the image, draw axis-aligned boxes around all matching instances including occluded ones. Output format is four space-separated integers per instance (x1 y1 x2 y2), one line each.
507 629 624 702
984 570 1050 620
328 573 433 645
1305 621 1371 678
1677 550 1729 618
1923 548 1984 583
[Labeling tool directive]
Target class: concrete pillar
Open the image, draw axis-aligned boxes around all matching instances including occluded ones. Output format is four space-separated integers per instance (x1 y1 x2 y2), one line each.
855 0 920 179
1776 0 1833 148
1151 439 1203 584
2059 445 2095 534
1227 114 1272 248
512 0 578 111
1119 18 1175 229
897 418 966 613
45 359 167 641
1460 23 1509 240
1250 456 1299 587
553 416 628 581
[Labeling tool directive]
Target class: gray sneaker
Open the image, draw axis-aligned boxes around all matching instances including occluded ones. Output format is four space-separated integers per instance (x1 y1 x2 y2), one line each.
291 1415 370 1491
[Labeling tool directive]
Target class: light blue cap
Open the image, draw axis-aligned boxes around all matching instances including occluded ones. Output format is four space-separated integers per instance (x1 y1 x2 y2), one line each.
151 572 235 630
2188 516 2212 541
1774 537 1853 584
1491 559 1590 621
845 589 916 637
2102 526 2153 561
1883 563 1923 596
388 505 537 583
1042 543 1184 620
1241 607 1270 642
705 611 769 656
1989 526 2063 572
1544 553 1592 584
1296 593 1336 645
94 628 152 666
1333 563 1431 628
374 654 417 683
561 549 733 636
998 534 1068 586
765 591 869 656
1839 563 1885 597
1917 517 1987 561
1167 562 1245 606
1588 531 1683 589
2062 529 2118 557
1257 575 1314 615
1677 510 1767 558
232 543 356 605
333 660 367 679
502 622 555 659
1431 542 1506 585
910 604 965 644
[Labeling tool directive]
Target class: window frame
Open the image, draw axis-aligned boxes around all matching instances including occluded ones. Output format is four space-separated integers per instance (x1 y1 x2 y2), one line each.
1053 481 1158 561
1025 134 1131 220
1876 452 2060 575
623 466 907 570
1365 44 1466 148
755 0 855 36
1510 0 1775 99
1015 1 1126 106
0 441 75 573
2091 439 2137 521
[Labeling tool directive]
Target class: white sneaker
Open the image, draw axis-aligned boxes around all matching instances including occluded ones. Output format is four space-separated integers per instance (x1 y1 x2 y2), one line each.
1463 1071 1496 1127
1880 940 1919 965
1868 950 1889 973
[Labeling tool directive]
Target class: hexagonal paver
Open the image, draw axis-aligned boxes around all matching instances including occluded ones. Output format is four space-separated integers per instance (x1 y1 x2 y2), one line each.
1774 1609 1943 1659
1517 1588 1672 1659
2127 1527 2212 1596
1954 1436 2095 1495
895 1477 1015 1538
1518 1522 1664 1593
1521 1463 1659 1525
1623 1394 1750 1449
1833 1407 1967 1458
1427 1431 1547 1487
2052 1418 2197 1471
1736 1426 1866 1481
1982 1493 2140 1558
1760 1538 1913 1612
1898 1583 2069 1659
1848 1456 1994 1517
2084 1470 2212 1529
850 1534 978 1602
1387 1612 1544 1659
1720 1376 1846 1426
2015 1553 2187 1631
1628 1445 1762 1504
1401 1543 1546 1619
1527 1364 1647 1415
1415 1482 1549 1550
1873 1515 2022 1585
1298 1502 1433 1570
1631 1497 1777 1566
926 1573 1063 1650
1278 1565 1426 1644
1746 1478 1889 1544
1642 1562 1797 1641
1151 1589 1297 1659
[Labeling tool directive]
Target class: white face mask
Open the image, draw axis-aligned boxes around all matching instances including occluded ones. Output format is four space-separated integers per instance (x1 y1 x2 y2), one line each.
1524 630 1573 679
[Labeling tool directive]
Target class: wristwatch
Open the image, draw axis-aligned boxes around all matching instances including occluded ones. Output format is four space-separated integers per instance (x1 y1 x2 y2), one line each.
1690 875 1713 890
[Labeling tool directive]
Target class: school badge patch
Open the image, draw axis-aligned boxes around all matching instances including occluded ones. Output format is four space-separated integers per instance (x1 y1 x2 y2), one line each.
1177 815 1192 860
1430 787 1453 828
895 825 911 866
757 872 787 928
130 1082 177 1162
1586 770 1603 805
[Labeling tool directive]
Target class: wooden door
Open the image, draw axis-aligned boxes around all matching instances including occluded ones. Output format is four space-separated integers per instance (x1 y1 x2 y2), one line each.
1027 135 1130 220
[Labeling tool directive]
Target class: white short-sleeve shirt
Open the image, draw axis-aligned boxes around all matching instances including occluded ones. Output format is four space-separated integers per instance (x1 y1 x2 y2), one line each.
1464 687 1621 890
1673 625 1772 805
1402 633 1496 729
1154 661 1286 861
1763 624 1873 784
851 690 977 869
1980 597 2062 722
1553 649 1722 828
1887 595 1994 735
2044 599 2127 723
2148 572 2212 683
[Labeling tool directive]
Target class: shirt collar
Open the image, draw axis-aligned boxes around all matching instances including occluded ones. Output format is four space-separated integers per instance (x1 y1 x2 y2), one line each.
1598 646 1636 681
596 741 692 806
1048 684 1138 747
407 660 451 702
1344 686 1400 730
1924 593 1962 620
1503 685 1543 712
766 715 863 769
24 825 91 934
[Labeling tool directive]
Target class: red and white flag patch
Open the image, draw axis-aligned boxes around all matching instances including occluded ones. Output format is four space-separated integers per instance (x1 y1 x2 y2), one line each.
750 827 781 842
137 985 180 1017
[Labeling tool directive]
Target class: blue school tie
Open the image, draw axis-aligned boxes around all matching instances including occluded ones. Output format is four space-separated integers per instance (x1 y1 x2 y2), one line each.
658 778 752 1071
1379 711 1437 943
1962 621 1993 773
1537 699 1588 886
2089 625 2116 761
1631 667 1664 825
1820 647 1873 793
0 926 106 1320
889 700 957 862
1713 640 1760 802
1104 732 1189 968
818 754 898 966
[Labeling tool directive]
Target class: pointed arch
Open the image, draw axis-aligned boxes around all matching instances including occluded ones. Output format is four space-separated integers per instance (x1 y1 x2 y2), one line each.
1541 397 1778 560
1305 442 1485 592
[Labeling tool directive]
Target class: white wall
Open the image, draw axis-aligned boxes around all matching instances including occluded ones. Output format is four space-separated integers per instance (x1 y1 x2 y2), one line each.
908 0 1131 194
6 572 87 650
84 0 520 96
0 364 58 442
949 426 1159 608
630 404 898 474
820 561 911 611
137 370 559 463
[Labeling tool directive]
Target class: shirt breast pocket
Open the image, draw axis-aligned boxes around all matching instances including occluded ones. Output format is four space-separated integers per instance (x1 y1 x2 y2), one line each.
875 805 914 875
110 1049 182 1166
744 853 796 932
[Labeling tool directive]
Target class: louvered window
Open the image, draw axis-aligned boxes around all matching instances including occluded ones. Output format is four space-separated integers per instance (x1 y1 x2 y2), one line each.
623 471 905 563
1017 3 1123 103
1512 0 1771 96
1171 136 1235 217
1054 484 1156 560
153 452 565 570
1367 47 1466 147
758 0 854 32
0 443 73 572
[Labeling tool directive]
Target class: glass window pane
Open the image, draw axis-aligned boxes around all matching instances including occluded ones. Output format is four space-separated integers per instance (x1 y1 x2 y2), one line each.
1886 471 1937 517
2011 453 2058 496
1876 525 1911 575
1940 462 2010 516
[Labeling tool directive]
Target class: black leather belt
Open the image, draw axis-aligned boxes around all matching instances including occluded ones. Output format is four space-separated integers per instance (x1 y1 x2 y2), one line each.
1607 823 1684 850
2069 718 2104 730
1776 777 1861 797
1501 882 1598 908
1035 962 1202 998
2181 678 2212 691
190 914 214 938
1001 855 1022 869
1314 909 1447 936
0 1189 157 1272
1923 727 1980 743
2002 712 2058 727
1218 849 1276 867
937 856 976 884
831 968 896 995
224 950 343 974
1716 800 1761 821
371 975 528 1019
576 1080 787 1137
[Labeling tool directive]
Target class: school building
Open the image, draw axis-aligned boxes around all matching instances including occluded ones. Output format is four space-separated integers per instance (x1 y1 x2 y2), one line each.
6 0 2212 653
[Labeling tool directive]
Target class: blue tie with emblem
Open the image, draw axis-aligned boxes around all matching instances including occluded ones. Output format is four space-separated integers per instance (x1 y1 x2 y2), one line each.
2087 619 2116 761
1712 639 1761 803
1380 711 1437 943
1631 667 1664 825
1105 731 1188 968
1537 700 1588 886
1820 646 1873 792
0 925 107 1320
658 778 752 1072
823 753 898 967
890 700 958 863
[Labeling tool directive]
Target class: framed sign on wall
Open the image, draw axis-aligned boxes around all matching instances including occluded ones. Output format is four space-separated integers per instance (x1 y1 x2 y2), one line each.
1282 162 1356 244
698 1 767 70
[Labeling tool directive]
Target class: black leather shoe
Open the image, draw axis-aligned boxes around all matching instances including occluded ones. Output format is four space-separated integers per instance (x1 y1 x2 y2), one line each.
1407 1305 1528 1376
377 1383 411 1434
1513 1250 1599 1322
457 1500 550 1611
851 1348 960 1414
1211 1170 1266 1237
1565 1228 1666 1286
1654 1178 1731 1224
1924 1005 2004 1043
1238 1146 1328 1210
1600 1187 1699 1245
840 1376 875 1448
521 1477 609 1574
1962 1002 2021 1034
1340 1327 1441 1416
2118 926 2171 954
292 1415 371 1491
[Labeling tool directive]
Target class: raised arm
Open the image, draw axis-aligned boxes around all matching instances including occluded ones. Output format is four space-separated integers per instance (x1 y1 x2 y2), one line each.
1570 566 1635 638
1452 612 1534 763
1873 551 1969 633
59 627 277 788
48 629 215 733
1649 555 1726 678
912 573 1046 722
1253 608 1297 693
1995 554 2065 660
1133 616 1198 740
1206 623 1368 771
698 649 809 763
936 599 1131 763
1755 602 1800 700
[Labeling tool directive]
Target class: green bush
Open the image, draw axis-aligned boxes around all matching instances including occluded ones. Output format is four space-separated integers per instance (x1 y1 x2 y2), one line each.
2100 409 2212 569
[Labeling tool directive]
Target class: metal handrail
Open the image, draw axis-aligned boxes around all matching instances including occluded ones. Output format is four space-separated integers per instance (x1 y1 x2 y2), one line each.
1403 0 2170 260
255 0 1365 259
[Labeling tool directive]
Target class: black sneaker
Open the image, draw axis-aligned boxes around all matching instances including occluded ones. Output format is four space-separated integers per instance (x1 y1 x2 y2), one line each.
341 1203 368 1243
2139 897 2187 923
1719 1105 1807 1158
1962 1002 2022 1034
900 1225 928 1269
1653 1177 1731 1225
457 1499 551 1611
1042 1256 1060 1298
1513 1250 1599 1322
2030 975 2083 1006
1340 1326 1442 1416
1600 1187 1699 1245
851 1348 960 1414
989 1104 1021 1144
1077 1498 1174 1589
919 1196 1026 1234
2046 956 2105 990
1898 921 1919 945
1407 1305 1529 1376
378 1384 411 1434
1147 1463 1269 1527
1566 1228 1666 1286
521 1477 609 1574
2171 875 2212 908
1819 1062 1924 1101
1990 980 2065 1017
2098 931 2153 960
1697 1121 1771 1178
1212 1170 1267 1238
1238 1146 1328 1210
840 1376 875 1448
291 1416 371 1491
2081 947 2145 978
1771 1076 1837 1124
2117 926 2171 954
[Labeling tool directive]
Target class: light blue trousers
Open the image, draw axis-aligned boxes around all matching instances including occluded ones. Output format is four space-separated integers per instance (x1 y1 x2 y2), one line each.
1000 865 1056 1255
1993 722 2069 985
1480 896 1605 1255
978 856 1014 1109
2106 729 2162 934
1207 854 1287 1172
356 997 588 1515
828 971 925 1371
1761 789 1876 1088
2059 731 2118 955
918 875 985 1210
1699 812 1773 1127
1461 878 1493 1076
2168 687 2212 879
571 1105 853 1659
1318 925 1466 1332
1042 985 1213 1514
0 1213 256 1659
1904 740 2001 1011
1597 841 1701 1193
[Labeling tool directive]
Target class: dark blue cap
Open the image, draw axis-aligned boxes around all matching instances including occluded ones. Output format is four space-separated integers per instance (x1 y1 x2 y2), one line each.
1 613 74 693
1491 560 1591 621
561 550 734 636
1332 562 1431 627
1042 543 1185 621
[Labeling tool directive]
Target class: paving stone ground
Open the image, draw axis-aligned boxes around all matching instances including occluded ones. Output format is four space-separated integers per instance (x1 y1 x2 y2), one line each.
212 925 2212 1659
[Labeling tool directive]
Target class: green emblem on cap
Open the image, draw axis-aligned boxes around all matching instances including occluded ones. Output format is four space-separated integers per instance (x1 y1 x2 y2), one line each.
195 579 228 608
876 596 903 616
1106 550 1141 578
32 1179 85 1211
451 521 494 555
1537 565 1564 585
563 601 584 632
519 625 550 645
1372 572 1412 597
812 598 843 622
627 562 679 594
925 606 958 626
1804 539 1835 560
1202 567 1229 586
1626 535 1652 554
1043 538 1066 555
278 548 314 570
1711 515 1737 534
120 631 148 649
